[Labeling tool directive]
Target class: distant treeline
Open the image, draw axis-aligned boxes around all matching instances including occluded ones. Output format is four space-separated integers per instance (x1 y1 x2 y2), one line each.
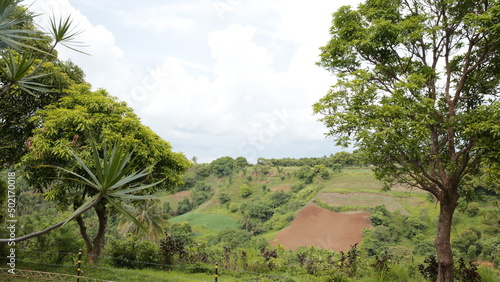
256 151 365 168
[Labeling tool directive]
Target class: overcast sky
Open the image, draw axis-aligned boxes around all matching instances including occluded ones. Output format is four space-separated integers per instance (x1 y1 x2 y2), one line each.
26 0 362 163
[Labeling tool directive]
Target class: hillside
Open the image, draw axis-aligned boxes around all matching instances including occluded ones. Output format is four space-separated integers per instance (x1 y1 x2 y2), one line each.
156 161 499 280
5 158 498 281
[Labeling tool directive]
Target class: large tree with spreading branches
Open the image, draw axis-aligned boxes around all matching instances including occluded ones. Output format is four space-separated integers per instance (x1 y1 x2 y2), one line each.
314 0 500 280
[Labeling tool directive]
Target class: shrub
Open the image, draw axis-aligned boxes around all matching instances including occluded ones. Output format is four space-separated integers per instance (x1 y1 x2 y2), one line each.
218 192 230 204
413 239 435 257
453 229 482 256
403 216 428 239
388 246 413 263
176 197 193 215
240 201 274 221
240 184 252 197
455 257 481 282
160 233 188 265
466 202 480 217
291 182 305 193
268 191 292 208
208 228 252 248
295 166 314 184
229 202 239 213
418 254 438 281
369 205 391 226
107 235 161 269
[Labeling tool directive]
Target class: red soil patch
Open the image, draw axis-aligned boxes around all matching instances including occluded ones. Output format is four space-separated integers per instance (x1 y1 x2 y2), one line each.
271 203 372 252
270 185 291 192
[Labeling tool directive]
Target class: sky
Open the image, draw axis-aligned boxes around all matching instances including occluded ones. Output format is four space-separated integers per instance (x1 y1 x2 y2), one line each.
26 0 363 163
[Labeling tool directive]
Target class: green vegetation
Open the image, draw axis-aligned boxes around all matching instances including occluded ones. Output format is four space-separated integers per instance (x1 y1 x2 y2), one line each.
1 163 499 281
314 0 500 279
169 213 240 232
0 1 499 281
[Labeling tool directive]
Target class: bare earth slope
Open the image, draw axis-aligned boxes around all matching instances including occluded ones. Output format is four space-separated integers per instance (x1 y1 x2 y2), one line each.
271 203 372 252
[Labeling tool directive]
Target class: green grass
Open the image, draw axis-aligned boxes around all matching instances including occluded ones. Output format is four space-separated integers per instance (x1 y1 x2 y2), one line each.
6 261 230 282
169 212 240 231
323 168 383 191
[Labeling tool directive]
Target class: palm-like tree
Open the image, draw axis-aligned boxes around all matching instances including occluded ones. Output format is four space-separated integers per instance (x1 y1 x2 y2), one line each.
0 0 87 97
55 140 163 263
0 139 164 263
118 199 170 243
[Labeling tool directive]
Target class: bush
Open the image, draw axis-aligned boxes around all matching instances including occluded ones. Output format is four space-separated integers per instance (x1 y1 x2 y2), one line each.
219 193 230 204
369 205 391 226
176 197 193 215
240 184 252 197
240 201 274 221
453 229 482 256
388 246 413 263
268 191 292 208
207 228 252 248
455 257 481 282
403 216 428 239
265 213 294 231
466 202 480 217
295 166 314 184
229 202 239 213
191 191 212 206
413 240 435 257
291 182 305 193
418 254 438 281
107 235 161 269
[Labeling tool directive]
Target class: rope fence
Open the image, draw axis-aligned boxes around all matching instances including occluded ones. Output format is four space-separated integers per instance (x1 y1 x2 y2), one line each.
0 249 313 282
0 267 112 281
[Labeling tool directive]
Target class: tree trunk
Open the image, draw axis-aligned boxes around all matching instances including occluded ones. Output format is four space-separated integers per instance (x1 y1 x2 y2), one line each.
76 215 93 253
435 192 458 281
87 204 108 264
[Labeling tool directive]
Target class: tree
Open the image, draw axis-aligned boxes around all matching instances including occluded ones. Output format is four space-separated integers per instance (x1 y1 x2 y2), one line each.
0 0 86 165
314 0 500 280
235 156 249 168
210 156 235 177
176 197 193 215
240 184 252 198
14 85 190 262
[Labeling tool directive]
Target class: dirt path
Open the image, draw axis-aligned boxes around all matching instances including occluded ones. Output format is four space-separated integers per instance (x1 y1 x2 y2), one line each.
271 203 372 252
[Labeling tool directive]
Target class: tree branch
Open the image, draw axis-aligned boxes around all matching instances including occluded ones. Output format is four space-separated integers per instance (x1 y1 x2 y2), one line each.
0 194 103 243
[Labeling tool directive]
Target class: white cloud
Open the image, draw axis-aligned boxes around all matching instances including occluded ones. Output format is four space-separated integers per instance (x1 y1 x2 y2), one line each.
27 0 135 97
132 22 337 162
117 5 199 33
24 0 355 163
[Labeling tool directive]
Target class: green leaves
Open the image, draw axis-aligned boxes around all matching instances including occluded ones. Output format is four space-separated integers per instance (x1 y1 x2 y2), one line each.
49 14 88 55
0 51 50 95
0 0 88 100
0 0 42 51
313 14 500 261
48 138 164 233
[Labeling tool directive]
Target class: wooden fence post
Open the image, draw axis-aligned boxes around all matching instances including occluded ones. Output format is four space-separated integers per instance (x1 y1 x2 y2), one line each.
77 249 82 282
215 262 218 282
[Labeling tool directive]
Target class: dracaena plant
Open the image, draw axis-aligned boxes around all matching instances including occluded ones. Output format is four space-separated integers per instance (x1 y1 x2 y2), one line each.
54 139 164 234
0 0 87 97
0 139 164 254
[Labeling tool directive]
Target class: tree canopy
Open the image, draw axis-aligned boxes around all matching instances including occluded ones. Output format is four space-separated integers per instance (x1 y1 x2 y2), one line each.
22 84 190 192
0 0 86 166
314 0 500 280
